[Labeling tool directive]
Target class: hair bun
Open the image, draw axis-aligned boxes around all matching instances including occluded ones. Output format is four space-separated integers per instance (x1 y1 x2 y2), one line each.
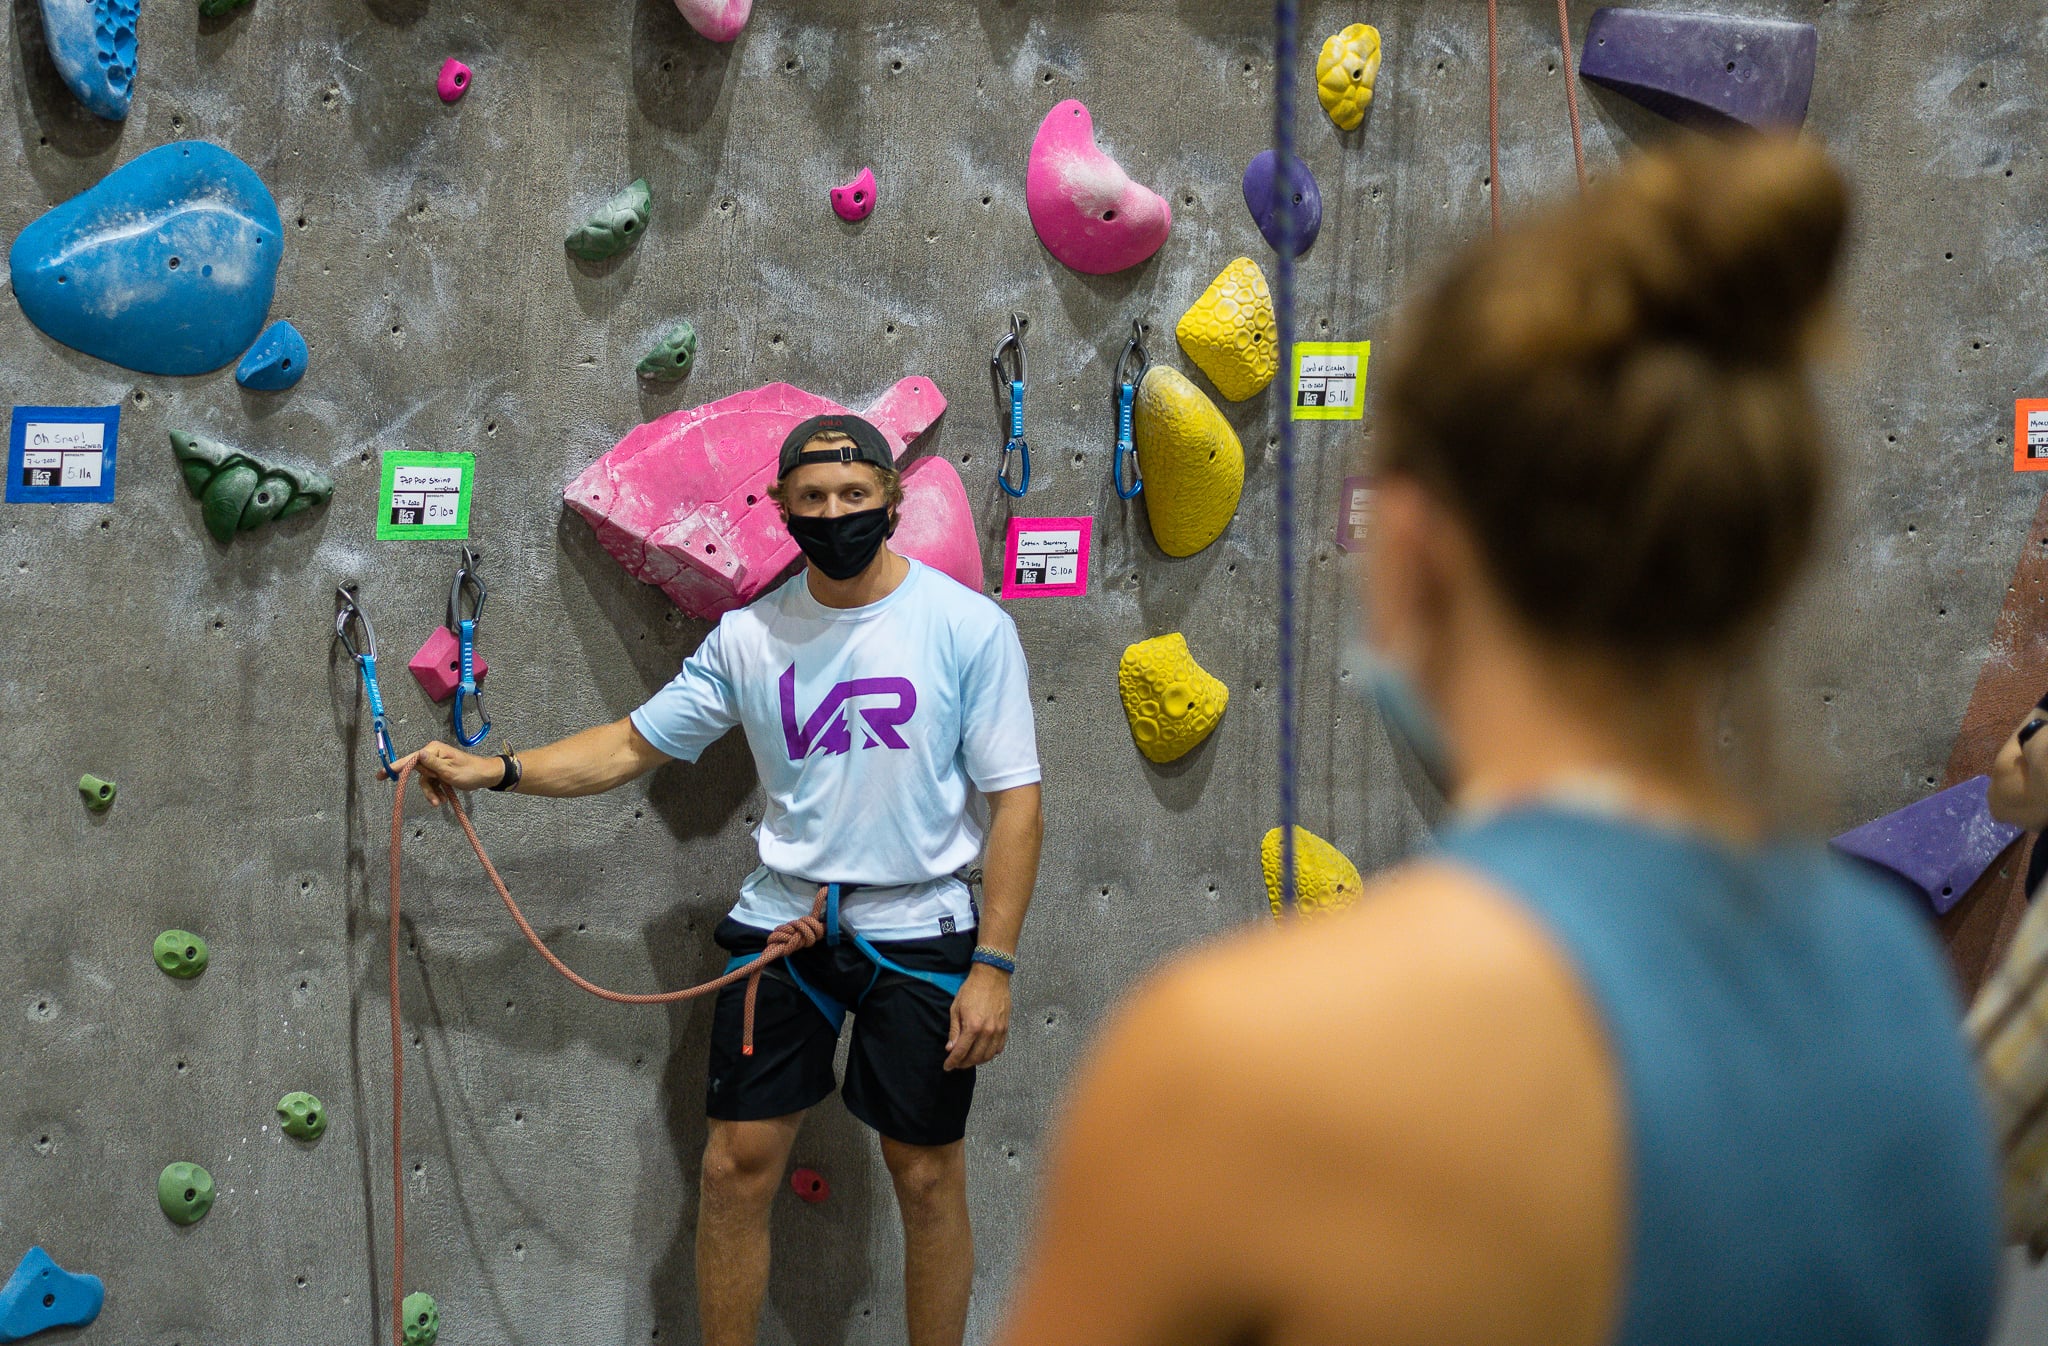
1620 135 1848 364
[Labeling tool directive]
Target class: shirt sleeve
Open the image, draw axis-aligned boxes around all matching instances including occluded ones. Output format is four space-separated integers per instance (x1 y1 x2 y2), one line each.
629 620 743 762
959 611 1042 793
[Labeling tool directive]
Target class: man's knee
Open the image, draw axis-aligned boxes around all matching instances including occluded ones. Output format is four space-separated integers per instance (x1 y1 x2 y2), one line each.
882 1137 965 1212
702 1120 797 1207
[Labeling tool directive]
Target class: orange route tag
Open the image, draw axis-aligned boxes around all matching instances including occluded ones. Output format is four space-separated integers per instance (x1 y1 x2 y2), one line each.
2015 399 2048 472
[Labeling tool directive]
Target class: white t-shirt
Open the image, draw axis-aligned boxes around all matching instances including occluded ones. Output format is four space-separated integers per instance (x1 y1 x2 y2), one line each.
630 560 1041 939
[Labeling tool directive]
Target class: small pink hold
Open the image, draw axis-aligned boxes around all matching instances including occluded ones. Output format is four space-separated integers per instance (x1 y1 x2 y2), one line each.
790 1168 830 1204
408 626 488 703
1025 99 1172 275
675 0 751 42
831 167 877 222
437 58 472 104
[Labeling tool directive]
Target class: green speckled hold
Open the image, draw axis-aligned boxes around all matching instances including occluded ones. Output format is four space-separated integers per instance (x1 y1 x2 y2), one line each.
636 321 698 380
402 1292 439 1346
198 0 253 15
158 1162 215 1225
169 430 333 544
154 930 208 979
78 773 116 810
565 178 650 262
276 1091 327 1141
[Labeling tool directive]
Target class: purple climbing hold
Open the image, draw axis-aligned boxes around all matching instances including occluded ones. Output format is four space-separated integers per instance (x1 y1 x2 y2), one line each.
1241 151 1321 258
0 1246 104 1343
1830 775 2022 916
1579 8 1817 131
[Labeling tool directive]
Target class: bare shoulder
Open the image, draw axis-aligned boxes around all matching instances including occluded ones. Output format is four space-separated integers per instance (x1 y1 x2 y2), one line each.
1097 860 1626 1345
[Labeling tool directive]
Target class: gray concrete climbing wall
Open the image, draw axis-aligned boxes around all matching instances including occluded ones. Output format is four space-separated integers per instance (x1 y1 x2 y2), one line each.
5 0 2047 1342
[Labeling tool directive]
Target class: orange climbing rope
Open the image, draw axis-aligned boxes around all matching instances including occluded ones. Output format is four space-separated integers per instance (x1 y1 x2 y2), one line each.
1486 0 1591 232
384 760 827 1345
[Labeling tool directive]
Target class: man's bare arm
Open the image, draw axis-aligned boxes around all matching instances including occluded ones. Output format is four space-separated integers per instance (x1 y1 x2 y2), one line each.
403 717 672 805
945 782 1043 1070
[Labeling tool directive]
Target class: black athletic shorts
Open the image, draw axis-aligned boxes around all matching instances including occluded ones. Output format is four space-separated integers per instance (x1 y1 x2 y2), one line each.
705 916 977 1147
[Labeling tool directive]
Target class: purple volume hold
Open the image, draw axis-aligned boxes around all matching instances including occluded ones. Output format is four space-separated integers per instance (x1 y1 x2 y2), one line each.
1578 8 1817 131
1830 775 2022 916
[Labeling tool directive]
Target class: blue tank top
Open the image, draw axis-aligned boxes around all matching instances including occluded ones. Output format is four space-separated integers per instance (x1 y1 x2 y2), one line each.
1435 805 2000 1346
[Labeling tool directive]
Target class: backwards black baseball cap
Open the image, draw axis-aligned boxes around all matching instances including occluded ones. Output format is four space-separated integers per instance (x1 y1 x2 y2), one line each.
777 414 893 480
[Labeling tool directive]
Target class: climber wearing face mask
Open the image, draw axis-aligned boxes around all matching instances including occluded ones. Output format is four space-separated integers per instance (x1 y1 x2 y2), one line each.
404 415 1044 1346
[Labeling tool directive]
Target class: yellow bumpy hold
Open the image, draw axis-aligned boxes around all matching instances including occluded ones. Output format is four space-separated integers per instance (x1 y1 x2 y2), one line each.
1262 827 1365 917
1317 23 1383 131
1175 257 1278 402
1119 633 1230 764
1133 366 1245 557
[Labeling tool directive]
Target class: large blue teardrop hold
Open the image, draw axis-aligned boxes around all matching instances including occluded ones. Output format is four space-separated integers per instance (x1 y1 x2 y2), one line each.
9 141 283 377
36 0 137 121
1579 8 1817 131
1241 150 1322 258
0 1247 104 1343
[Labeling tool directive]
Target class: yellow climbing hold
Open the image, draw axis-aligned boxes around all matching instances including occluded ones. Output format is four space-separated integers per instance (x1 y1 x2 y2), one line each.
1119 633 1230 764
1175 257 1278 402
1316 23 1383 131
1262 827 1366 917
1133 366 1245 557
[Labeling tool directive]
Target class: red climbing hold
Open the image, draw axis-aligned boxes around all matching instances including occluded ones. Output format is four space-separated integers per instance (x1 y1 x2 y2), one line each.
790 1167 830 1204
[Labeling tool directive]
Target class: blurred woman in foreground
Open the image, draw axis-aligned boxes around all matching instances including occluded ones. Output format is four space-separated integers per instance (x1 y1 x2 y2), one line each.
999 135 2000 1346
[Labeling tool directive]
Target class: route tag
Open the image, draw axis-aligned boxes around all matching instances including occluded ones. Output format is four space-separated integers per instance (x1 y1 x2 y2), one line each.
1291 341 1371 421
1001 516 1091 599
378 450 474 540
8 405 119 503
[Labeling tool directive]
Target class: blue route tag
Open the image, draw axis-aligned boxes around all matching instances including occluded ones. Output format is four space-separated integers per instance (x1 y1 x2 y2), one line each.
7 404 120 503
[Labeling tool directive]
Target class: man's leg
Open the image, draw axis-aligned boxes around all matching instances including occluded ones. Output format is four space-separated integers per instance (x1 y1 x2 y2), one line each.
698 1113 804 1346
882 1135 973 1346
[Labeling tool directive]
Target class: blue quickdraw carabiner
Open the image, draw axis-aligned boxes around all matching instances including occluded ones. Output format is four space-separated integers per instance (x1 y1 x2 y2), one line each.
1113 319 1148 500
447 547 491 749
335 586 398 780
992 314 1031 498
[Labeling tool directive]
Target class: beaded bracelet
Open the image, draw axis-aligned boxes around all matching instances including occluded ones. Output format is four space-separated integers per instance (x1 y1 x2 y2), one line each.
971 946 1017 975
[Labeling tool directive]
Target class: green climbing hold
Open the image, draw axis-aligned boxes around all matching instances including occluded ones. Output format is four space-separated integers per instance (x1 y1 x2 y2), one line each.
157 1162 215 1225
565 179 651 262
78 774 116 810
402 1292 439 1346
153 930 209 979
169 430 333 544
276 1091 327 1141
636 321 698 380
198 0 253 15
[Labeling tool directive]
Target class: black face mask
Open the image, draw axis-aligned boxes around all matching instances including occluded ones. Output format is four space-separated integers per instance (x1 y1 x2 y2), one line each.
787 506 894 581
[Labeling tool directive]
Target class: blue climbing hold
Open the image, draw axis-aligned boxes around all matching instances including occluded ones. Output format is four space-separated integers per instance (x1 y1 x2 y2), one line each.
236 320 309 391
10 142 283 377
1830 775 2022 917
1579 8 1817 131
0 1247 104 1343
36 0 137 121
1241 150 1321 258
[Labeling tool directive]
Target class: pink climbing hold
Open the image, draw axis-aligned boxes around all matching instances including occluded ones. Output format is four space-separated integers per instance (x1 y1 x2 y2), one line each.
674 0 751 42
791 1168 830 1204
566 378 950 620
436 58 471 104
1025 99 1172 276
895 456 985 593
831 167 877 222
408 626 488 703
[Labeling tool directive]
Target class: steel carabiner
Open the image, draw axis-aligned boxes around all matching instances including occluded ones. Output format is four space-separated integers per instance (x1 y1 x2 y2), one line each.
991 314 1031 498
1113 320 1148 500
447 547 491 749
335 586 398 780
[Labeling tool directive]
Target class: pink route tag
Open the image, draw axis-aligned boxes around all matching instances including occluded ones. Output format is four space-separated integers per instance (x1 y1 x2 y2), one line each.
1000 517 1091 599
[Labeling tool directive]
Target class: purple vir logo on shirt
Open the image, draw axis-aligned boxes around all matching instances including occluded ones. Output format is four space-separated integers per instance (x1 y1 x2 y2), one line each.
780 664 918 759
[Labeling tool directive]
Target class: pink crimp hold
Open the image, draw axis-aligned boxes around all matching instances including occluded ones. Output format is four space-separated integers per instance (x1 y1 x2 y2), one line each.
437 58 471 104
831 167 877 222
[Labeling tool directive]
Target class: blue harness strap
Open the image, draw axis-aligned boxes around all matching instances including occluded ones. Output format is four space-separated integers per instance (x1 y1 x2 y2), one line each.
719 880 972 1034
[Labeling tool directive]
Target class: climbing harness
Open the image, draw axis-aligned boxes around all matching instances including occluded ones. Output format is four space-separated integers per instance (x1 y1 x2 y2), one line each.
991 314 1031 498
382 759 835 1346
446 547 491 749
720 874 977 1033
1113 320 1148 500
335 586 399 780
